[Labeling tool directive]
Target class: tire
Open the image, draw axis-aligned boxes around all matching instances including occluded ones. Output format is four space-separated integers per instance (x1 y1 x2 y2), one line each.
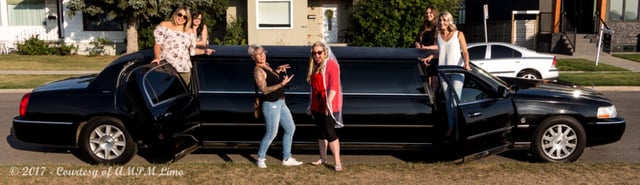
517 70 541 79
532 116 586 162
78 117 137 165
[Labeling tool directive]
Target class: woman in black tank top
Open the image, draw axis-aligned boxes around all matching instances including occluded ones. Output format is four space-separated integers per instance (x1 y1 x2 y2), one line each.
249 44 303 168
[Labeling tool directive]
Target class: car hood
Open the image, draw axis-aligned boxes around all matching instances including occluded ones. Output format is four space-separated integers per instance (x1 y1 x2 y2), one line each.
502 77 610 102
33 74 97 93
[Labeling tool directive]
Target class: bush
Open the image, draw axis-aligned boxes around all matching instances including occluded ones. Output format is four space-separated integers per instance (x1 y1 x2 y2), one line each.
88 37 114 56
56 42 78 56
349 0 462 47
214 16 246 45
16 35 56 55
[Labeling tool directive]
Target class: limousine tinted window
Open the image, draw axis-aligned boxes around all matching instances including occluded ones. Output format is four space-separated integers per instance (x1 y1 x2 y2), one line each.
341 60 422 94
196 58 255 91
144 64 188 105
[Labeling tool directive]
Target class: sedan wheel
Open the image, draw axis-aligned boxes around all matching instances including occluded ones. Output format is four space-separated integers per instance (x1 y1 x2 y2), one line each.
78 117 137 165
532 116 586 162
517 71 541 79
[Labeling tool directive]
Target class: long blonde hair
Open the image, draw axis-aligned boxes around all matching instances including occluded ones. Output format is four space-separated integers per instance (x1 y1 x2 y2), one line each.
306 41 329 83
438 11 457 32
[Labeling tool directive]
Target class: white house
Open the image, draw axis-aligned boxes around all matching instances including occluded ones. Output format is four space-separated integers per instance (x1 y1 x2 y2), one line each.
0 0 125 55
1 0 355 55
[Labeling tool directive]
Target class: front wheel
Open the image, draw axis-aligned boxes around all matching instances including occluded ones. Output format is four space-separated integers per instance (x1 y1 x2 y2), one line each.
532 116 586 162
78 117 137 165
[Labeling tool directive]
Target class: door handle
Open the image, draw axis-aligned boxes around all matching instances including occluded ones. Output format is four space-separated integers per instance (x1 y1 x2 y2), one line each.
468 112 482 117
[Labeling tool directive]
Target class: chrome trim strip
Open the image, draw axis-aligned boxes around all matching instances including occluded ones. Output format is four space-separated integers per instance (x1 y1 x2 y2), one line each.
595 120 626 125
198 90 426 97
14 119 73 125
467 126 513 140
516 124 530 128
200 123 433 128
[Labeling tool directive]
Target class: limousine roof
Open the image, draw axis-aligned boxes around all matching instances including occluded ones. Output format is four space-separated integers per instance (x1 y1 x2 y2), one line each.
208 45 427 60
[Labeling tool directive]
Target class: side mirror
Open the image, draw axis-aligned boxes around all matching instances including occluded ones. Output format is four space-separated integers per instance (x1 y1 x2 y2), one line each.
497 86 510 98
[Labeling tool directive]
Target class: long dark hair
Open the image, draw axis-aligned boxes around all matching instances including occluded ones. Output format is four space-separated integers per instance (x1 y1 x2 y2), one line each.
192 11 205 39
418 6 438 44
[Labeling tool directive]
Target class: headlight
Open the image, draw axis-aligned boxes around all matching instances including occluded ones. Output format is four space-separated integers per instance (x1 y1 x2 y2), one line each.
597 105 618 119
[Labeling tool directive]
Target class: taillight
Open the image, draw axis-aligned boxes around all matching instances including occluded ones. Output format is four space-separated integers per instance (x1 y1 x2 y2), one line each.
19 93 31 117
551 56 557 68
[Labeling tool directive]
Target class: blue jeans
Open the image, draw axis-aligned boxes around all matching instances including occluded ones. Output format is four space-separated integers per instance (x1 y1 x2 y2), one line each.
257 99 296 160
442 73 464 129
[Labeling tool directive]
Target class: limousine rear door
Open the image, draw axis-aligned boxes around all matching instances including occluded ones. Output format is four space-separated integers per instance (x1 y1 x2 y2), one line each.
438 68 513 160
127 62 200 161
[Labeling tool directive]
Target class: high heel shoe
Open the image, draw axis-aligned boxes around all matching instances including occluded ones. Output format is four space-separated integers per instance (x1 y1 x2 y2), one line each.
312 159 327 165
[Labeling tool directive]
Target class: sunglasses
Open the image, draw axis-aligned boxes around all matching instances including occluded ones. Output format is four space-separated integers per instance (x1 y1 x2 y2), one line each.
176 13 188 19
312 51 324 55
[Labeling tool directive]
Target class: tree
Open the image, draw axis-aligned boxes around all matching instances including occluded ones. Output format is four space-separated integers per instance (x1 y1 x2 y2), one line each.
349 0 462 47
66 0 227 54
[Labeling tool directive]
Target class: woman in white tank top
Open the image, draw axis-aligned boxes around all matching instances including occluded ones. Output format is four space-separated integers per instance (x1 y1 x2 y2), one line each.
421 11 471 137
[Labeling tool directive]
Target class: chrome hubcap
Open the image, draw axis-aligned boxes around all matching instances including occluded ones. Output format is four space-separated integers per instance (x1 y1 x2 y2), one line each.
541 124 577 160
89 125 126 160
521 74 538 79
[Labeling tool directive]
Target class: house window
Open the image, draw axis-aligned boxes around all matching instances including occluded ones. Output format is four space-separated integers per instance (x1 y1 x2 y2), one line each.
82 0 123 31
609 0 639 21
257 0 292 28
6 0 46 26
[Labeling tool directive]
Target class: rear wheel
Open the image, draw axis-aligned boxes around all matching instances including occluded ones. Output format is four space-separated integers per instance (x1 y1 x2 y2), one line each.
517 70 541 79
532 116 586 162
78 117 137 165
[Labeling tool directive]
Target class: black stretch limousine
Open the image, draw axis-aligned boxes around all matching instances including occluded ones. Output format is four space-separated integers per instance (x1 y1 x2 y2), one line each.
12 46 625 164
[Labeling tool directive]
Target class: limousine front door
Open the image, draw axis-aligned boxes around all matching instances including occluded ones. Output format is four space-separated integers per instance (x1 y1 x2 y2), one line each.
127 63 200 161
438 69 513 160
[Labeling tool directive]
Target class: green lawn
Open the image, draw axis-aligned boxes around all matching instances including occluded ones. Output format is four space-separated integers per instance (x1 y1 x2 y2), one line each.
613 53 640 63
0 54 115 70
556 59 628 71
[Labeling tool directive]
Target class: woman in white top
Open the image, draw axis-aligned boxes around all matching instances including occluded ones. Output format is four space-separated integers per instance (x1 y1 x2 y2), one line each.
421 11 470 137
151 7 214 85
421 10 470 97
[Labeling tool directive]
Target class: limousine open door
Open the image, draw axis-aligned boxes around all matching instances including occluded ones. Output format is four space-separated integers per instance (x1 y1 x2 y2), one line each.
126 62 200 162
437 67 514 161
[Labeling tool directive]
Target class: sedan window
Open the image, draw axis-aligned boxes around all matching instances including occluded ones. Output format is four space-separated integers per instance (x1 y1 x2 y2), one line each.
491 45 522 59
468 45 486 60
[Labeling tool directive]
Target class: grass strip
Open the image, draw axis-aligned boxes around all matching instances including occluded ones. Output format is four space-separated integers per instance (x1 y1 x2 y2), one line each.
1 162 639 184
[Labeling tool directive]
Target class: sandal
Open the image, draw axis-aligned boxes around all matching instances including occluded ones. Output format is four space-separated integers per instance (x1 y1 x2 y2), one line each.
334 164 343 172
312 159 327 165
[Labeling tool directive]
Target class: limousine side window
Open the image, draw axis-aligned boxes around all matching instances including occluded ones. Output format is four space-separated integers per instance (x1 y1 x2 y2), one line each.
340 60 422 94
453 72 493 104
196 59 255 91
144 64 188 105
